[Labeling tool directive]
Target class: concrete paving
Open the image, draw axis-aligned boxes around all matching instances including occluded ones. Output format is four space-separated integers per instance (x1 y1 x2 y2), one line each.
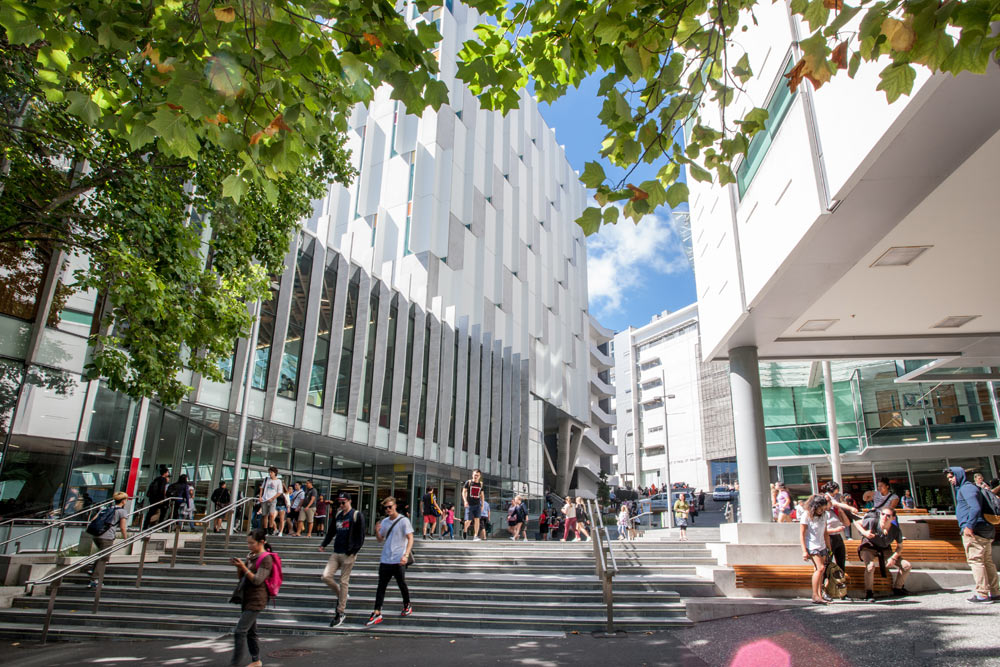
3 587 998 666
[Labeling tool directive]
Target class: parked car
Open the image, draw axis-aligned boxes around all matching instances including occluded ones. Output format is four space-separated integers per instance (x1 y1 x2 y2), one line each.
713 485 732 502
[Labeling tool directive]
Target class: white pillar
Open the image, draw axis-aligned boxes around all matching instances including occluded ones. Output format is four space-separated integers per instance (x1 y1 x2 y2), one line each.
228 299 262 536
823 361 842 488
728 346 771 523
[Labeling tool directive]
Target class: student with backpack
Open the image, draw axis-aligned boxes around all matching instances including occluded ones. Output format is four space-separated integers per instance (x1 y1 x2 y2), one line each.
946 467 1000 603
86 491 129 588
229 528 282 667
319 491 366 627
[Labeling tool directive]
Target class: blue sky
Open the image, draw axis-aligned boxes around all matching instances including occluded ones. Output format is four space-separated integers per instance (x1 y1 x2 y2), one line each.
538 75 697 334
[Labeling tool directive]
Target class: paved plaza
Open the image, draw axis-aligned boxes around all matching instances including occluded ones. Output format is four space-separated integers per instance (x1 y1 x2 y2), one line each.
2 587 997 667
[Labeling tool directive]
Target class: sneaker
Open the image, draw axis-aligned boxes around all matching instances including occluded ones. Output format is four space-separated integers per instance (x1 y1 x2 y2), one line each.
510 536 516 541
365 612 383 626
88 579 98 589
401 604 413 617
991 594 1000 602
473 537 482 542
863 590 875 602
330 612 345 628
967 595 994 604
892 587 911 597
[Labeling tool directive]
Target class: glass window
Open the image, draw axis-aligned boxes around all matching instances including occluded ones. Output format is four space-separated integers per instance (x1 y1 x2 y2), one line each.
462 340 473 452
449 336 459 447
277 239 314 399
333 275 360 416
358 285 380 422
737 56 796 199
0 244 49 321
417 320 431 439
313 452 330 478
399 307 416 433
293 449 313 474
909 458 952 512
68 383 137 508
309 258 338 407
252 286 280 390
378 301 398 427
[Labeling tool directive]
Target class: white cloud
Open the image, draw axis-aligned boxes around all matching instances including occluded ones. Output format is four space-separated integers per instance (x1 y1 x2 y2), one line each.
585 207 689 319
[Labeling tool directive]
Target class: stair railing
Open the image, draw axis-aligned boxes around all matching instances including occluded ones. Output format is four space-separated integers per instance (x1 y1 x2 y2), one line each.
24 495 255 644
584 498 617 634
0 499 117 555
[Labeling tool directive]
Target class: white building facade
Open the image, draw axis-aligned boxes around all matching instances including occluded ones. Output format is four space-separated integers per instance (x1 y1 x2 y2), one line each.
612 304 736 492
687 0 1000 522
0 0 597 526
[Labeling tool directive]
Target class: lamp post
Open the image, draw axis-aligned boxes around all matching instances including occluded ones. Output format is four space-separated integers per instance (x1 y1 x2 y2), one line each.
228 298 262 536
660 369 676 529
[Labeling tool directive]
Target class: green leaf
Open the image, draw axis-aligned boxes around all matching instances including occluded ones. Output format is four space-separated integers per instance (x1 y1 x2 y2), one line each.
578 206 603 235
581 161 606 188
824 4 862 36
665 182 689 208
65 91 101 125
687 162 713 183
803 0 830 33
876 63 916 103
148 108 201 160
602 206 620 225
221 173 247 204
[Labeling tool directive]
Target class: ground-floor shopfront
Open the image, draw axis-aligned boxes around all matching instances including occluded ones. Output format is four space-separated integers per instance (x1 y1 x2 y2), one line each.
0 368 536 534
773 442 1000 513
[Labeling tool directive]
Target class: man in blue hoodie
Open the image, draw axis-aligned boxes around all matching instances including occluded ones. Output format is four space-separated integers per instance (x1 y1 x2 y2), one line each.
946 467 999 604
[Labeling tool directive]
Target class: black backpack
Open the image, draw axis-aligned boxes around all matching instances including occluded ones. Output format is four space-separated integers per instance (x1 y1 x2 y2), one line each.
978 487 1000 525
86 506 118 537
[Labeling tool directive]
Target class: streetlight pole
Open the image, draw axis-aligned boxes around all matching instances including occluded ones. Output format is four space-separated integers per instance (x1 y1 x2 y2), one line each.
228 298 262 536
660 369 676 529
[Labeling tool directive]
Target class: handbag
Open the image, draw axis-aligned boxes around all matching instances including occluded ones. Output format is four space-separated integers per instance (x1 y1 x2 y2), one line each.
386 517 415 567
229 575 247 605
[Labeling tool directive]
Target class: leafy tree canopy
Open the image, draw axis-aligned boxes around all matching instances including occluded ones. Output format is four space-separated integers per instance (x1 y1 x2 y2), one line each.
0 0 447 404
457 0 1000 234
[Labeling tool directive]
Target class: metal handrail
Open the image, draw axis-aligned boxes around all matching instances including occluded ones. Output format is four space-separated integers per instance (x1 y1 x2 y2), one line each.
25 495 256 643
0 498 118 554
125 496 176 522
584 498 616 634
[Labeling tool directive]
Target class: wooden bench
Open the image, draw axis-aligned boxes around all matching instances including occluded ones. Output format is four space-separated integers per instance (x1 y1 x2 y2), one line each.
844 539 966 563
733 565 891 592
925 519 960 541
895 508 929 515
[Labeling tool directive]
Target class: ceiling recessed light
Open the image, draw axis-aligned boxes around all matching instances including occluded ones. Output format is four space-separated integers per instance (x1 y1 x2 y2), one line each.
870 245 932 267
935 435 951 440
932 315 980 329
971 433 989 438
797 319 839 332
902 437 918 441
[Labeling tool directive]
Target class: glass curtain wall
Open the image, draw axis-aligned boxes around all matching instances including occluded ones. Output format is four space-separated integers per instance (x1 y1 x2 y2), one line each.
417 320 431 439
378 300 398 428
309 258 338 407
277 238 314 400
252 286 280 390
358 285 380 422
333 274 360 416
398 307 415 435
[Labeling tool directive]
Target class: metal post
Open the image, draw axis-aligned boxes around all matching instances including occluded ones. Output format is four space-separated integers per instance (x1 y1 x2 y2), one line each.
92 559 106 613
199 521 209 565
41 580 60 645
14 541 20 554
989 380 1000 439
135 537 149 588
170 523 180 568
43 525 52 553
660 370 674 530
55 524 65 553
603 575 614 634
229 299 262 538
823 361 842 488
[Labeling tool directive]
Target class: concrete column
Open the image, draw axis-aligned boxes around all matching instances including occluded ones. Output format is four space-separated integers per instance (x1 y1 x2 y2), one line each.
728 346 771 523
822 361 842 488
555 418 572 497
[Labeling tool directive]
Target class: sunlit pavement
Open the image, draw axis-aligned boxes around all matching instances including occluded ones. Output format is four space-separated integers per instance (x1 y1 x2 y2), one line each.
2 588 998 666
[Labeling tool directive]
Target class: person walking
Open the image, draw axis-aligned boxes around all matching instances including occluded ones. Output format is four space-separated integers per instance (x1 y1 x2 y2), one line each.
821 482 850 571
462 469 486 542
508 495 527 540
561 497 578 541
228 529 277 667
698 489 706 512
287 482 305 536
673 494 691 541
300 480 318 537
421 487 441 539
946 467 999 604
575 497 591 541
314 494 329 534
366 497 414 627
275 484 290 537
182 479 196 531
443 503 455 539
319 491 366 627
143 466 170 529
86 491 128 588
258 467 282 535
799 495 832 605
539 508 549 541
211 481 232 533
480 498 492 540
854 506 911 601
617 505 630 541
775 483 792 523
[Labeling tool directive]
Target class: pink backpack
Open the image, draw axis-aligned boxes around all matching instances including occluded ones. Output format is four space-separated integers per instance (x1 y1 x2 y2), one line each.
255 552 283 600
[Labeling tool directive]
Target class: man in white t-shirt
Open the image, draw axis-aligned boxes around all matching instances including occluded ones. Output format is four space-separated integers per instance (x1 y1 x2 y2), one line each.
259 467 282 535
366 497 414 627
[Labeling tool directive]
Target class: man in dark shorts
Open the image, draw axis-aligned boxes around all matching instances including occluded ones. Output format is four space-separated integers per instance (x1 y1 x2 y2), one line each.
421 487 441 539
463 469 485 542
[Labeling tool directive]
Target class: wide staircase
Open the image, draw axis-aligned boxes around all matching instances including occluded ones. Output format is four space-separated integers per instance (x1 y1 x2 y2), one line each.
0 533 721 641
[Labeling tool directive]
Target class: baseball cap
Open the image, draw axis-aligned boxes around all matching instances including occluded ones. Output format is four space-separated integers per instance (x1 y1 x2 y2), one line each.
336 491 351 500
